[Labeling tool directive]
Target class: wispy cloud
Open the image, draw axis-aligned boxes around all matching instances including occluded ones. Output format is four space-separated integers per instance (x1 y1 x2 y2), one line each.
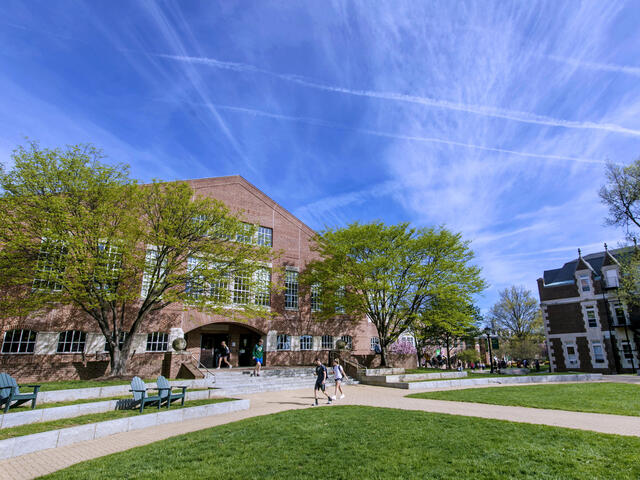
156 53 640 137
210 103 607 166
547 55 640 78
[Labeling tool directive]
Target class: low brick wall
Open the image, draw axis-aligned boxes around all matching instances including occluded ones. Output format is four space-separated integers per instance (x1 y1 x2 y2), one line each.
0 399 249 460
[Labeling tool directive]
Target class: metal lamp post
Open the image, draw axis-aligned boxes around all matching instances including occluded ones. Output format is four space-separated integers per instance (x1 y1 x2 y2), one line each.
484 327 494 373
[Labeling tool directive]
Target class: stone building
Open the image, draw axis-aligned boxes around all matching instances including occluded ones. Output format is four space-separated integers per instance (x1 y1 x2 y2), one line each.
538 246 639 374
0 176 379 381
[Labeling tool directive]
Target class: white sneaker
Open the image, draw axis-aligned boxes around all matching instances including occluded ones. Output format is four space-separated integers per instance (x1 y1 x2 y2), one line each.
340 394 345 399
331 396 336 400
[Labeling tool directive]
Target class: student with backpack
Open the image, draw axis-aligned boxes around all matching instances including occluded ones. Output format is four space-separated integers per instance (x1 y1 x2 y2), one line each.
312 357 333 406
332 359 347 399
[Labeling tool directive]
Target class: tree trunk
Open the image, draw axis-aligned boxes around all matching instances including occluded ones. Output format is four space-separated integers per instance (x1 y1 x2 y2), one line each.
380 345 388 367
109 346 131 377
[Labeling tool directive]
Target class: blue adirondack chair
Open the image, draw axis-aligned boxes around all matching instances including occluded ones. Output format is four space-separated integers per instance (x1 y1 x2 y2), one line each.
156 376 187 408
129 376 165 413
0 373 41 413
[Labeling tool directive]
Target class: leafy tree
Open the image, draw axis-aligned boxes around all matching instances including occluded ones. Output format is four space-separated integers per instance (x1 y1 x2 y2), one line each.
489 286 541 339
599 160 640 309
414 298 480 368
457 348 481 365
302 222 485 367
0 142 273 376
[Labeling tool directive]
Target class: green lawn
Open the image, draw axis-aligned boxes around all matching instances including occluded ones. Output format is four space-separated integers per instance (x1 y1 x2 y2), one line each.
0 398 233 440
408 382 640 416
41 406 640 480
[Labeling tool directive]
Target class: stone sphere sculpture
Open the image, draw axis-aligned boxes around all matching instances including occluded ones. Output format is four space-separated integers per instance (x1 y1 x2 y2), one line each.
172 337 187 352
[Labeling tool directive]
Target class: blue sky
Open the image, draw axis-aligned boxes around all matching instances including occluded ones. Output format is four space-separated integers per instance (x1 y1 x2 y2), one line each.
1 1 640 312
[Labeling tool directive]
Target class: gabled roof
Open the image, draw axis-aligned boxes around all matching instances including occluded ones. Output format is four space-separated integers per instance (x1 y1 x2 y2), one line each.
542 247 632 285
184 175 316 237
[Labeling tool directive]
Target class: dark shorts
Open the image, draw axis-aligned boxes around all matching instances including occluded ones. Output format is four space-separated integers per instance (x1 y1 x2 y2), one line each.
314 380 325 391
253 357 262 365
335 377 343 384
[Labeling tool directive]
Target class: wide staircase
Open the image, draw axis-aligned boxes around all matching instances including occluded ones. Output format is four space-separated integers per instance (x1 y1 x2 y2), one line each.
209 367 358 396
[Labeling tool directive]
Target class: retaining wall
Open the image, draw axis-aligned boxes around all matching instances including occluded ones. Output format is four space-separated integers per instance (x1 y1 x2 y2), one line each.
395 373 603 390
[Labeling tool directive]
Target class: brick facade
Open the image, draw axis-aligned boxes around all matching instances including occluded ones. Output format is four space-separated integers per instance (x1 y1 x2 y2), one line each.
539 248 639 374
0 176 379 381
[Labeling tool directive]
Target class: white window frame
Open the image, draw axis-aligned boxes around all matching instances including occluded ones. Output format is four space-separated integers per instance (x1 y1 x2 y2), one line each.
256 226 273 247
578 274 591 293
612 303 628 326
311 284 322 312
32 238 67 292
621 340 633 364
276 334 291 351
104 332 127 352
57 330 86 354
140 246 166 298
300 335 313 351
591 341 606 366
370 337 380 351
605 269 619 288
1 329 37 354
321 335 334 350
340 335 353 350
284 271 299 310
146 332 169 352
584 305 598 328
254 268 271 307
564 342 579 368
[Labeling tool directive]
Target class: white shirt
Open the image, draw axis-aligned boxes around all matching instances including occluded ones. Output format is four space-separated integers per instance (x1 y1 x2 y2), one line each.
333 365 343 380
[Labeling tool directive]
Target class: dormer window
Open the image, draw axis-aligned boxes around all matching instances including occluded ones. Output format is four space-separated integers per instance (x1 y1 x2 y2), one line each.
605 269 619 288
579 274 590 292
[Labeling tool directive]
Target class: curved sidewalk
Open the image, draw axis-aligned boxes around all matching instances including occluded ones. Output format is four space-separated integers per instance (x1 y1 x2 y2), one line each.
2 384 640 480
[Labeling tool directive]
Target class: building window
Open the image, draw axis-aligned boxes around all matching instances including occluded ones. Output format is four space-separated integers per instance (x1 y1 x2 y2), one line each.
605 269 619 288
399 335 415 346
233 272 251 305
141 247 166 298
276 334 291 351
285 271 298 310
614 304 627 325
565 344 578 366
370 337 380 351
32 239 67 291
311 284 322 312
621 341 633 360
321 335 334 350
254 268 271 307
257 226 273 247
57 330 86 354
300 335 313 351
146 332 168 352
585 306 597 328
95 243 122 291
236 223 253 244
335 286 345 314
104 332 127 352
592 342 605 364
1 329 37 354
579 274 591 292
340 335 353 350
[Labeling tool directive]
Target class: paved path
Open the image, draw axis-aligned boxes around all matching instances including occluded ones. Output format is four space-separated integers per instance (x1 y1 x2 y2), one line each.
2 383 640 479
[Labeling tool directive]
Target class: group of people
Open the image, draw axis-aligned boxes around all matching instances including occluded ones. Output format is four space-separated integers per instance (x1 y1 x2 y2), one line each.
312 358 347 406
214 339 265 377
214 341 349 405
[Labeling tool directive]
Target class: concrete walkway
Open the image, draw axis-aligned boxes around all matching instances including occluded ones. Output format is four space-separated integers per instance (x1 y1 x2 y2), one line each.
2 383 640 480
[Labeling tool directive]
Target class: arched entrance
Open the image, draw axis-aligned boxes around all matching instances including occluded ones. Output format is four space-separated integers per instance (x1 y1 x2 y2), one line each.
187 322 266 368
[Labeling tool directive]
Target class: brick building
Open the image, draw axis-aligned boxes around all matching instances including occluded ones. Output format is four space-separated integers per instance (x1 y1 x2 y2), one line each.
0 176 379 381
538 246 639 374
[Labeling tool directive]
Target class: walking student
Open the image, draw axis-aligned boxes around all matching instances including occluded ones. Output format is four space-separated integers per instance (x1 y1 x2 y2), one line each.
252 339 264 377
216 341 232 369
312 357 333 406
332 359 347 399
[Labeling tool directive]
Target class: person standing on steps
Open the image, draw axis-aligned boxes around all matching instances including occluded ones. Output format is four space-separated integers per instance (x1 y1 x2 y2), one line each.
217 341 232 369
332 358 347 399
252 339 264 377
312 357 332 406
